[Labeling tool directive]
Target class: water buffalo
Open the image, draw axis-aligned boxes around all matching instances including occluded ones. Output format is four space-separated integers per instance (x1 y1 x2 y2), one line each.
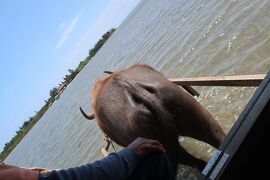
80 64 225 174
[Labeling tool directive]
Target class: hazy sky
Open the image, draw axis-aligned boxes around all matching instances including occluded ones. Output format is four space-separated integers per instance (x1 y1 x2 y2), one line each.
0 0 140 152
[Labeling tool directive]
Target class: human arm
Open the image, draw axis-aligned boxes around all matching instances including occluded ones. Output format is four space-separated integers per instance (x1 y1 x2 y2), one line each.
0 137 165 180
39 137 165 180
39 148 139 180
0 164 39 180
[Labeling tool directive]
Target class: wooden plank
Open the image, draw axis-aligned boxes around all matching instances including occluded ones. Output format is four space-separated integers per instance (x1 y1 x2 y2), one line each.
170 74 266 87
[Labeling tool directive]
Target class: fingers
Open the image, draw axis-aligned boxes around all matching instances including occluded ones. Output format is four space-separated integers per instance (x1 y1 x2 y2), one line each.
127 137 166 158
142 141 166 154
140 138 165 152
147 144 166 153
139 137 166 151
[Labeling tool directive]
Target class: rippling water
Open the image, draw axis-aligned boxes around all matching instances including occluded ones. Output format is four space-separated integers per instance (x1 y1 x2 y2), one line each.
5 0 270 179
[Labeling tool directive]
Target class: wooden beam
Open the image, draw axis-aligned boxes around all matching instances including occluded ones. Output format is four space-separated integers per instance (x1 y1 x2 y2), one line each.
170 74 266 87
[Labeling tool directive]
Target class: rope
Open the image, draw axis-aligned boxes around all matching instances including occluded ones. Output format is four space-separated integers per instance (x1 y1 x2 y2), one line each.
103 134 116 152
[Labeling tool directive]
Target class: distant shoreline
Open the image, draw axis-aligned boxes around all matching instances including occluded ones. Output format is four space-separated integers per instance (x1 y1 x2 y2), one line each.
0 28 116 163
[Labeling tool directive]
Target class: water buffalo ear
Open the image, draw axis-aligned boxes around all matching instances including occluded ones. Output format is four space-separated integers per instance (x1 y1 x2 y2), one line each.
104 71 114 74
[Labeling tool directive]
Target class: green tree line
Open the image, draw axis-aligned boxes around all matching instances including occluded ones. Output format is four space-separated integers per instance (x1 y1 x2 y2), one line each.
0 28 116 162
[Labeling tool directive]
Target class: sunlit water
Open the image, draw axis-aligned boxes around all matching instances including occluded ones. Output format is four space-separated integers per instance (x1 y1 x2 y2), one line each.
5 0 270 179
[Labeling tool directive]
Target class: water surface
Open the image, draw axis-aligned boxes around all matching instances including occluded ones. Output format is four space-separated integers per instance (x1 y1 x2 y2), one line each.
5 0 270 179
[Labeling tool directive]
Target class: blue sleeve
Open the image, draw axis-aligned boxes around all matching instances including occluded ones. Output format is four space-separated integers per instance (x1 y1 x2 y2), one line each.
39 148 140 180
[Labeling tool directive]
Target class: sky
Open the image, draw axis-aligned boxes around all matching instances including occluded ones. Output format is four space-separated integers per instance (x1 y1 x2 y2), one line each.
0 0 140 152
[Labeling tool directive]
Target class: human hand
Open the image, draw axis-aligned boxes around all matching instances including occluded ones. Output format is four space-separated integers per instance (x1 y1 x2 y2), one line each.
0 164 39 180
127 137 166 158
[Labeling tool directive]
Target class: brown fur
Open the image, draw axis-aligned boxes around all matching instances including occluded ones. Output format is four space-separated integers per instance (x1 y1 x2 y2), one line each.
81 64 225 174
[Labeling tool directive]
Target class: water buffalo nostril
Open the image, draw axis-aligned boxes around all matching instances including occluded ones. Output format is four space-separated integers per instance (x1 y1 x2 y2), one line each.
145 86 156 94
132 94 141 104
